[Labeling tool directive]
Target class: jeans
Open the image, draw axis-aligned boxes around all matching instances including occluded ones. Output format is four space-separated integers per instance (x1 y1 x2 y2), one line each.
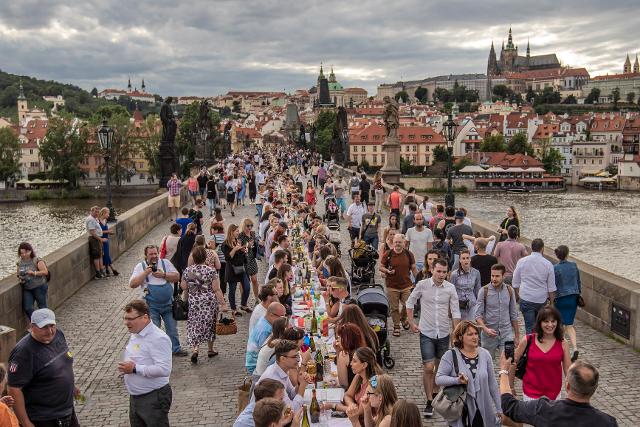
363 235 378 250
23 284 48 318
520 299 546 334
387 287 412 328
148 303 181 353
229 273 250 309
481 330 513 360
207 198 216 215
419 334 450 363
256 203 263 219
374 189 384 213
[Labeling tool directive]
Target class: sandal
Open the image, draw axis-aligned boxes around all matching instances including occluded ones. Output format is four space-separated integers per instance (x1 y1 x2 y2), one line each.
393 327 401 337
241 306 253 313
190 352 198 364
234 310 243 317
402 320 410 330
208 350 219 358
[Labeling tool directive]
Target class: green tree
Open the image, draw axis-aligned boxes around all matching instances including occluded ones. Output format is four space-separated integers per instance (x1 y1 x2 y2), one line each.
612 87 621 109
0 127 21 182
394 90 409 103
480 134 506 152
433 145 449 162
540 145 564 175
134 115 161 179
533 87 561 106
562 95 577 104
525 87 536 103
400 156 414 174
433 88 451 103
454 157 474 172
584 88 600 104
90 88 98 97
492 84 512 101
627 92 636 104
314 109 336 159
506 132 533 156
40 115 89 188
414 86 428 103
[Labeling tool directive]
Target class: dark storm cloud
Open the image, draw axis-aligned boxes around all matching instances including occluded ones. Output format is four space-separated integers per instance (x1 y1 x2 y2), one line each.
0 0 637 96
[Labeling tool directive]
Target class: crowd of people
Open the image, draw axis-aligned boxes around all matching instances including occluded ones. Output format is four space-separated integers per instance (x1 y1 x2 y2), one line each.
0 143 619 427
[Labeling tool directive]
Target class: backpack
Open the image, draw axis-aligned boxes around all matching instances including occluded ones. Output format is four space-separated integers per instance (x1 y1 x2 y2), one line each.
482 284 514 314
36 257 51 282
443 219 456 236
385 249 413 270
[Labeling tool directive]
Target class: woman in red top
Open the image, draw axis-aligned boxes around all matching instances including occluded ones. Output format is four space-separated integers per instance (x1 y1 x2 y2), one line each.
304 180 316 206
515 306 571 400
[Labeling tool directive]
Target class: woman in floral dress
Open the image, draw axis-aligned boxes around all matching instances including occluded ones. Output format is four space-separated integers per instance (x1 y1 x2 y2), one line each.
180 246 227 364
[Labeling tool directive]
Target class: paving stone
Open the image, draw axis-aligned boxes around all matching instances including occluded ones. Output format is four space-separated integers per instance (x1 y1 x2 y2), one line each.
50 197 638 427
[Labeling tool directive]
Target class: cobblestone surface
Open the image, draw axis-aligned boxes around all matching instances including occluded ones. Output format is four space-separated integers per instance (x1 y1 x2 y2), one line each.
53 199 639 427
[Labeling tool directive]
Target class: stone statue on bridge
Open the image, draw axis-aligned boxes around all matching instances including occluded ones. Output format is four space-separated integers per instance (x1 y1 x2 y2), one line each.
383 96 399 139
223 122 232 156
331 106 349 165
159 97 179 187
160 97 177 144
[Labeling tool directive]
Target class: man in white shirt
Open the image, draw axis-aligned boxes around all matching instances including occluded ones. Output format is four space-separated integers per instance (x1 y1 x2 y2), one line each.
405 213 434 271
118 300 172 427
512 238 556 334
256 340 311 412
129 245 186 356
346 193 366 247
249 285 278 334
406 258 460 418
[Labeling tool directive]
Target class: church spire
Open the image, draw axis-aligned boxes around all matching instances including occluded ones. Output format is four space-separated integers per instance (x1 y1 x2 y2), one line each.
329 65 336 83
624 54 632 74
526 38 530 57
634 55 639 73
141 78 146 92
127 77 132 91
18 79 26 100
506 26 514 49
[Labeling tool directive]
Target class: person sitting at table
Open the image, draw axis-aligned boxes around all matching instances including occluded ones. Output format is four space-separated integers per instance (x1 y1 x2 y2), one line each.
324 256 351 292
279 327 312 387
336 323 367 389
264 250 287 284
336 304 380 357
361 374 398 427
330 347 380 424
276 263 294 315
252 318 289 385
233 379 286 427
390 399 422 427
323 276 350 321
255 339 311 413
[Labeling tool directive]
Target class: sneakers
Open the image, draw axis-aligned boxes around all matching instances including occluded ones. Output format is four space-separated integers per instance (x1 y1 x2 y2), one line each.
424 401 434 418
173 349 188 357
112 269 120 276
94 272 104 280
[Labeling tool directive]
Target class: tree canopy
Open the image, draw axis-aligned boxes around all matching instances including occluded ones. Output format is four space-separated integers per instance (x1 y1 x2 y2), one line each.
506 133 533 156
480 134 506 152
0 128 21 182
40 115 90 188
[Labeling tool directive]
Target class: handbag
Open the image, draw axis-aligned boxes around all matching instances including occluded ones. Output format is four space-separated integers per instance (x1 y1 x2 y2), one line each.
577 295 586 307
459 299 469 310
433 349 467 422
237 377 252 415
216 311 238 335
515 334 533 379
171 282 189 321
231 263 246 275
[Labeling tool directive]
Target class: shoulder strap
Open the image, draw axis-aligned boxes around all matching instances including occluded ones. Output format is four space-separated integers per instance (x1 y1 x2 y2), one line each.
140 262 148 285
483 285 489 311
451 349 460 375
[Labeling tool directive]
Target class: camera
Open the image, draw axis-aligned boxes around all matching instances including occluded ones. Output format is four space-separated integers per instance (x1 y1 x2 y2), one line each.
151 263 158 272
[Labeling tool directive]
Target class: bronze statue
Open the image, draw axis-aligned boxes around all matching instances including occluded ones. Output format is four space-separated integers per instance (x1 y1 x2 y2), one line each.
222 122 232 156
198 100 211 130
160 97 177 143
383 96 399 139
298 124 306 147
332 106 349 165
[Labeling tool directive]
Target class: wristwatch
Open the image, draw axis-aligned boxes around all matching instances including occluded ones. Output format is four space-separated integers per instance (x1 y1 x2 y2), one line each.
498 370 509 376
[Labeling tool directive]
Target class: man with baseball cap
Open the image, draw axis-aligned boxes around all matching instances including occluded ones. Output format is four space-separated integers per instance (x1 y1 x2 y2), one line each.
8 308 80 427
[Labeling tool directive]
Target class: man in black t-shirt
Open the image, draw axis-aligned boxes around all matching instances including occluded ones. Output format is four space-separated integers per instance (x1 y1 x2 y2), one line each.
8 308 79 427
471 237 498 286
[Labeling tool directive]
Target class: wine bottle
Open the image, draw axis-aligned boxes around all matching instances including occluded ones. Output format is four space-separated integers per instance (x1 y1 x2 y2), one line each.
311 310 318 335
310 389 321 423
315 347 324 382
301 404 311 427
309 335 316 353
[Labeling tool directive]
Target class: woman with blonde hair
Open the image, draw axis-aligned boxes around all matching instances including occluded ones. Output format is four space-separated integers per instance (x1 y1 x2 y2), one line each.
373 171 384 213
361 374 398 427
221 223 251 315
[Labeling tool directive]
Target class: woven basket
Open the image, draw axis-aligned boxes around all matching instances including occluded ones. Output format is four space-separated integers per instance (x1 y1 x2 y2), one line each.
216 311 238 335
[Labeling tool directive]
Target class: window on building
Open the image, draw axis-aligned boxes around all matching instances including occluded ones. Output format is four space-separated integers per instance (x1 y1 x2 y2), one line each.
412 145 417 152
409 134 415 140
373 155 377 164
373 135 380 140
381 154 385 164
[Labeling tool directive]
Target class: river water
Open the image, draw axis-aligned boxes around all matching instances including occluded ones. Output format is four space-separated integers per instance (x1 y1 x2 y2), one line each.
0 197 148 279
449 188 640 283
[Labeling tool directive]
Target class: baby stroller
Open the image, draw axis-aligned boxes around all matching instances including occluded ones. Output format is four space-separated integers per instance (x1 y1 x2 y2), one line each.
356 284 395 369
323 196 342 255
349 243 378 291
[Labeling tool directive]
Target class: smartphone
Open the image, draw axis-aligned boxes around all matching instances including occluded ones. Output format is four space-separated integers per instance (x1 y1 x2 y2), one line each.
504 340 515 361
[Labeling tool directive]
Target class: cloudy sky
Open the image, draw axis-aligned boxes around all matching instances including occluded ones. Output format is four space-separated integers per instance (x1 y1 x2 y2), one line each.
1 0 638 97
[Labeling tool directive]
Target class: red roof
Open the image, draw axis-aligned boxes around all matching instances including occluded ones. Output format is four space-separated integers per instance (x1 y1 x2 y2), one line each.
506 67 589 80
349 124 445 145
235 127 262 139
592 72 640 81
533 123 559 139
590 116 626 132
23 119 48 147
476 152 543 168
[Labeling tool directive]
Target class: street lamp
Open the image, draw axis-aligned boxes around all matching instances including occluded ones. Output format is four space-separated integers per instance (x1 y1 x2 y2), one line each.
442 113 457 208
199 128 209 166
97 120 116 222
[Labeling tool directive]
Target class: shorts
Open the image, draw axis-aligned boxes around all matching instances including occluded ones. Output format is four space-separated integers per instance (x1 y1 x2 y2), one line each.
89 236 103 260
168 195 181 208
189 190 198 198
420 333 450 363
480 330 513 360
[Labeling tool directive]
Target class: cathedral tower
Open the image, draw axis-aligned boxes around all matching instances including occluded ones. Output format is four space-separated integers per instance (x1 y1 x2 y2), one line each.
17 79 28 123
624 54 632 74
634 55 639 74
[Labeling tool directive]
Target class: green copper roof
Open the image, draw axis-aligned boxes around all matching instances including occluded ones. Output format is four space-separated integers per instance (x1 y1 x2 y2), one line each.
328 82 343 91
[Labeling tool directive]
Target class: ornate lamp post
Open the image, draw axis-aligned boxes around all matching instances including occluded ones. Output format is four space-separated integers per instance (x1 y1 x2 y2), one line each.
199 128 209 166
97 120 116 222
443 113 457 208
